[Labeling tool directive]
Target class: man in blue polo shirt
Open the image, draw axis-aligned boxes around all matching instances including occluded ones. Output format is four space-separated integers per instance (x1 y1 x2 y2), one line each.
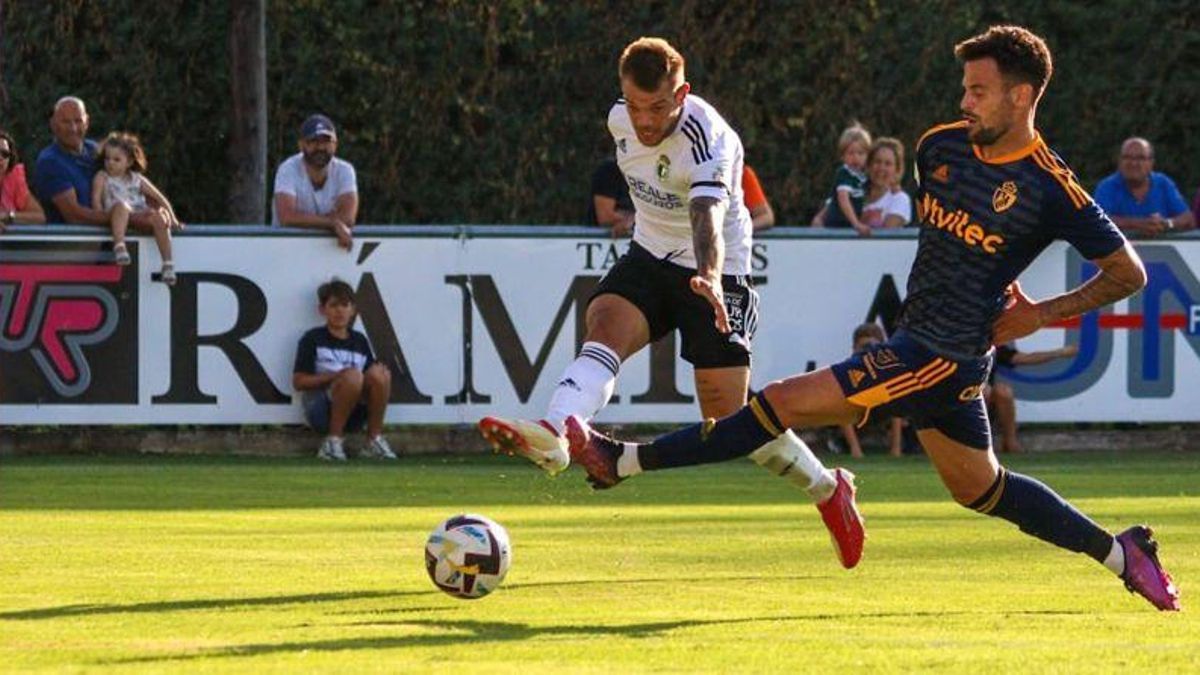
1094 137 1194 237
32 97 109 226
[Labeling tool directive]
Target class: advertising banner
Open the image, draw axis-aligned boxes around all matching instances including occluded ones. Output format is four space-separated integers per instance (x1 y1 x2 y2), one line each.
1 228 1196 424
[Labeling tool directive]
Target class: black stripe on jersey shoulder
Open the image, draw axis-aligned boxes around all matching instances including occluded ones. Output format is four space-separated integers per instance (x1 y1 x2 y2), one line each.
615 97 625 104
691 180 728 191
684 115 713 161
681 120 705 164
1030 146 1091 210
679 121 708 164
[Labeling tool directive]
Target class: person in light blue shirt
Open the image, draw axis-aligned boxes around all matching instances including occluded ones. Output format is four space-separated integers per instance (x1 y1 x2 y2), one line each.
1093 137 1194 237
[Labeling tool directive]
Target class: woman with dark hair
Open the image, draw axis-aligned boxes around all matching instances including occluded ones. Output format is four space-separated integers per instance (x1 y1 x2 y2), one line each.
0 128 46 230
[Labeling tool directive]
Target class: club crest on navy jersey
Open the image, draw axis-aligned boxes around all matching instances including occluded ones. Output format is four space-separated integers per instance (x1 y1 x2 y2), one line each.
993 181 1019 213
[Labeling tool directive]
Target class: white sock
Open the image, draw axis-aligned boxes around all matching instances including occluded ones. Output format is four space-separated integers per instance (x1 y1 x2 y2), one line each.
544 341 620 433
617 443 642 478
1103 537 1125 576
749 430 837 502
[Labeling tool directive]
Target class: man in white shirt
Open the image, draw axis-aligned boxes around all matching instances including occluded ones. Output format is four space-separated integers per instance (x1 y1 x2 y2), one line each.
272 114 358 249
478 37 864 569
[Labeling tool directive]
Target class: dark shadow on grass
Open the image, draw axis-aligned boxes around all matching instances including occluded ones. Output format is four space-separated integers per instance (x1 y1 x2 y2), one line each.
3 576 819 622
0 590 435 621
110 609 1090 664
328 606 456 616
504 574 825 591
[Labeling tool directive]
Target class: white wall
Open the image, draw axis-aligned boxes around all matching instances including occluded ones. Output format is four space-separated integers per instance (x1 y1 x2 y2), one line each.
2 228 1197 424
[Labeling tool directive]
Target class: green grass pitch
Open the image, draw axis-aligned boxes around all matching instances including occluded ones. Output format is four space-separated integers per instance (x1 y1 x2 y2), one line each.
2 450 1198 672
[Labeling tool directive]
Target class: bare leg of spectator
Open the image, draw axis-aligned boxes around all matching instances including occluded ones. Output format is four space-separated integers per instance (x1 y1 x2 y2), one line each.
840 423 864 458
328 368 364 438
363 363 392 439
130 209 173 263
990 382 1022 453
888 417 904 457
110 202 131 264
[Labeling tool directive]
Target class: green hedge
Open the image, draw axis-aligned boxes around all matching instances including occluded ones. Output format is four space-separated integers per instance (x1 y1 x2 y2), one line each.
3 1 1197 226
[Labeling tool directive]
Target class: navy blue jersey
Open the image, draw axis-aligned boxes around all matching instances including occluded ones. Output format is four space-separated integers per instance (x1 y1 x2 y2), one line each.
898 122 1126 357
293 327 375 376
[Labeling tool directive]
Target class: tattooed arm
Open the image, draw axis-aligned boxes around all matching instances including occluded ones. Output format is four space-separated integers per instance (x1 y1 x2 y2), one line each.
689 195 731 333
993 243 1146 344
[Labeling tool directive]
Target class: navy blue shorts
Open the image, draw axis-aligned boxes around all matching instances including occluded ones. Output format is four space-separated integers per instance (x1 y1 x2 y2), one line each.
829 330 994 449
302 390 368 434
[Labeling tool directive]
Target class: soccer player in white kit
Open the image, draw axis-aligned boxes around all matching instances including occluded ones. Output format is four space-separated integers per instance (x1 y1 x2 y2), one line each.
480 37 864 568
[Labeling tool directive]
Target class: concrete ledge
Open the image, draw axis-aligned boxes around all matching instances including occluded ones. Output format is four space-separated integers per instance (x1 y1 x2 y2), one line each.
1 424 1195 457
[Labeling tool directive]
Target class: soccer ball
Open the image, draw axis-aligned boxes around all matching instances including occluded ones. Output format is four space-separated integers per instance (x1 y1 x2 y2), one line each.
424 514 512 599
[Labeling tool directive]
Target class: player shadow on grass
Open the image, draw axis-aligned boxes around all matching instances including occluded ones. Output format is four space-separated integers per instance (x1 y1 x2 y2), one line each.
0 576 812 621
109 611 1088 665
0 590 427 621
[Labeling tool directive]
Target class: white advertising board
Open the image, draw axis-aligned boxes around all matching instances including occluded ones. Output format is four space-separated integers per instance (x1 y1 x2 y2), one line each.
2 228 1197 424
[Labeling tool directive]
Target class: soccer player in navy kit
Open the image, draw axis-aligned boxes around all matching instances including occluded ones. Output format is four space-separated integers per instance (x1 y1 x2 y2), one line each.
567 26 1179 611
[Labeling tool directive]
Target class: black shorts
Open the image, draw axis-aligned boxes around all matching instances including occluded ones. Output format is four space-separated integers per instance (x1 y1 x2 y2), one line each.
590 241 759 368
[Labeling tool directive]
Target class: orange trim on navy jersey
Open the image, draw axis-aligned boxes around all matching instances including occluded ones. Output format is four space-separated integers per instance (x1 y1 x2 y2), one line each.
971 132 1045 165
915 120 970 153
1031 147 1091 210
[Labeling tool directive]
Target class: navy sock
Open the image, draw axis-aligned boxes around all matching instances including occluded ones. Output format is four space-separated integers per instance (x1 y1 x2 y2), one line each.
639 393 784 471
968 468 1113 562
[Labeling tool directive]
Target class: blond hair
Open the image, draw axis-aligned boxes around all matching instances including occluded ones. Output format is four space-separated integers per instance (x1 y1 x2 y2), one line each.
838 123 872 155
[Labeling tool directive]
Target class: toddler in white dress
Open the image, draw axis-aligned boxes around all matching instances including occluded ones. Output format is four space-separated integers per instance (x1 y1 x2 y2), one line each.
91 132 183 284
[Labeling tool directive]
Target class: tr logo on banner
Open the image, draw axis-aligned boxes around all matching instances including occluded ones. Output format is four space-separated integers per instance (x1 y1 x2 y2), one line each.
0 240 138 402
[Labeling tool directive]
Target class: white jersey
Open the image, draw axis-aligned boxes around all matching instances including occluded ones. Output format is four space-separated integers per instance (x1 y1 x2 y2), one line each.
608 94 752 275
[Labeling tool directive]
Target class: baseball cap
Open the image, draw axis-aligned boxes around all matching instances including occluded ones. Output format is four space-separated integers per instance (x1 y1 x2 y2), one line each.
301 114 337 141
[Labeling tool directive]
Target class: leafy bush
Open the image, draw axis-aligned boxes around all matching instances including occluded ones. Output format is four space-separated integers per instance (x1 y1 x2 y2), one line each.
3 1 1195 225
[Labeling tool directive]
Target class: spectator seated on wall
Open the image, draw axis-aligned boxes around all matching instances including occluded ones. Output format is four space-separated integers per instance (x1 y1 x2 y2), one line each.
33 96 174 268
33 97 103 227
819 122 871 236
92 132 184 283
0 127 45 231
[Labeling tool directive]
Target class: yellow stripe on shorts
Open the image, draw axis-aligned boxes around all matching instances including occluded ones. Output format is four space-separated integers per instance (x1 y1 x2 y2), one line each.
846 358 959 417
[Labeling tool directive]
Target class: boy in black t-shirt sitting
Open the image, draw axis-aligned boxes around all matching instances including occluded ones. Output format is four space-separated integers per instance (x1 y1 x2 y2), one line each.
292 279 395 461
